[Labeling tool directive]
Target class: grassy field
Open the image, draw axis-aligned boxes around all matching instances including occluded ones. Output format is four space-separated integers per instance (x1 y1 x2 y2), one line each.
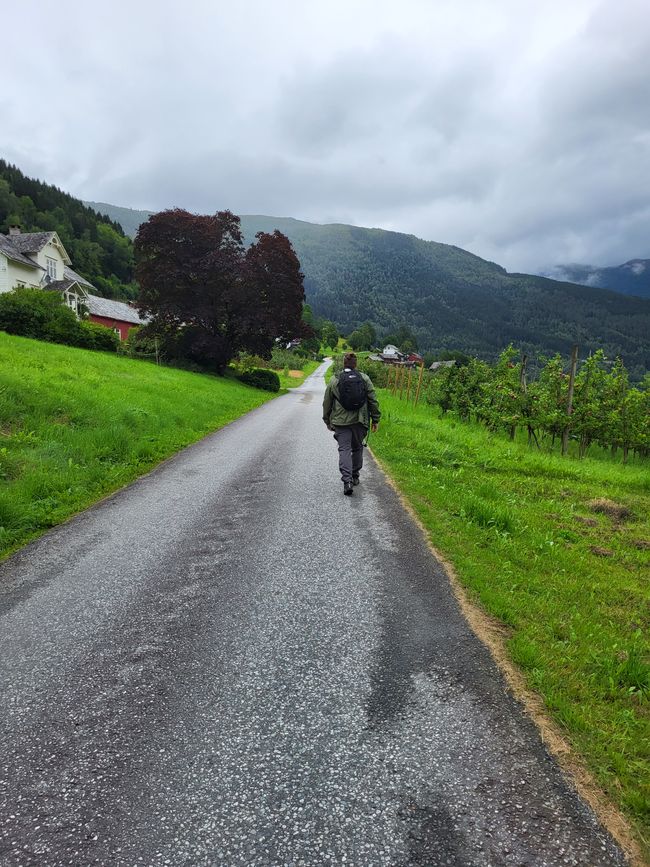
370 390 649 858
0 333 278 560
276 360 320 390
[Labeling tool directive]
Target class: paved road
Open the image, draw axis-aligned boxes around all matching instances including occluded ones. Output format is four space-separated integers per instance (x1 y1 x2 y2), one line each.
0 362 627 866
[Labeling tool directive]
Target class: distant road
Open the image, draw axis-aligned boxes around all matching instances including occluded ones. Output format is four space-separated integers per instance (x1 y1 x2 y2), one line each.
0 362 627 866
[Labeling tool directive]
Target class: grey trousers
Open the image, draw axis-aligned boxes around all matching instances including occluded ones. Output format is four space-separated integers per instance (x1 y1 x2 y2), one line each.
333 423 366 483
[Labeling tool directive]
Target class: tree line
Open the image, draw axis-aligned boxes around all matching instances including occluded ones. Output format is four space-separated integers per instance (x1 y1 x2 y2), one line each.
360 347 649 462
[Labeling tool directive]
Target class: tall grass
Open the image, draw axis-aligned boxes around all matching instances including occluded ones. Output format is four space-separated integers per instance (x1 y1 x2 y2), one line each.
0 333 275 559
371 391 650 856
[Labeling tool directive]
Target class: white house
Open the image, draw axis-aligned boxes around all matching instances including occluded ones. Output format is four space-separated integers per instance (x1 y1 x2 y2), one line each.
0 227 91 315
380 344 407 363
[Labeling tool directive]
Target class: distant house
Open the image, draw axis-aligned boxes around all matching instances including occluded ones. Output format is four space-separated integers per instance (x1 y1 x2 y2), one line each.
429 360 457 371
380 344 407 363
0 227 89 316
85 295 145 341
407 352 424 365
0 227 145 340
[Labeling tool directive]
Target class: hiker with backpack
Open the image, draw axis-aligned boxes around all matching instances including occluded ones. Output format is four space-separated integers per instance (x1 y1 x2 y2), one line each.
322 352 381 495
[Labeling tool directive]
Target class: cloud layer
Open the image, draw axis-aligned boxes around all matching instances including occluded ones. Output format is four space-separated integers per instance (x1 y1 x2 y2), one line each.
2 0 649 271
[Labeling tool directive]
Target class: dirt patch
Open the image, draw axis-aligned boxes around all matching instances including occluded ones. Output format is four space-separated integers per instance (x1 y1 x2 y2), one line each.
588 498 633 522
288 370 303 378
590 545 614 558
631 539 650 551
574 515 598 527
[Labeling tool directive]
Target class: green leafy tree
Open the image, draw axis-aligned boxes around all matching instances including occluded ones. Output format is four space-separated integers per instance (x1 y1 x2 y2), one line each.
320 320 339 349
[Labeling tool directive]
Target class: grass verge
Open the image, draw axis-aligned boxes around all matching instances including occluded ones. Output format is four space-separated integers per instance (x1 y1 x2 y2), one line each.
370 391 649 862
0 333 276 560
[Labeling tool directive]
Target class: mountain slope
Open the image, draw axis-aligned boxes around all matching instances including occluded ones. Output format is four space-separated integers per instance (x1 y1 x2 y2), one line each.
542 261 650 300
86 201 650 378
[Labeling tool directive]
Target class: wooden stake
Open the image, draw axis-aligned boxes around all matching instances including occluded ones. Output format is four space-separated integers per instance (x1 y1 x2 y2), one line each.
406 367 413 403
391 365 399 395
414 362 425 406
399 366 406 400
561 345 579 456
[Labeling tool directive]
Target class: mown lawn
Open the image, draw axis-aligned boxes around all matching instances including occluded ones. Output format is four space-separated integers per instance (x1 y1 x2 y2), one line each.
370 390 650 858
0 333 276 560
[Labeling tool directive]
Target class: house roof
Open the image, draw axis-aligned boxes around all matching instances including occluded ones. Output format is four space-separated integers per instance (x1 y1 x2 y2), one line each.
8 232 56 255
6 231 72 265
0 234 44 270
42 279 89 297
86 294 145 325
64 265 95 289
429 360 457 370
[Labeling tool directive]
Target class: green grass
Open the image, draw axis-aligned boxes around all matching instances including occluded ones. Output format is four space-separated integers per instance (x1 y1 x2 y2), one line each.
276 360 319 390
0 333 277 560
371 391 650 856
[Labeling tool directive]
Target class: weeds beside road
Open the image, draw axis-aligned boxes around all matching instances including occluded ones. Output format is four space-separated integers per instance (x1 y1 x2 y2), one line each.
370 390 649 859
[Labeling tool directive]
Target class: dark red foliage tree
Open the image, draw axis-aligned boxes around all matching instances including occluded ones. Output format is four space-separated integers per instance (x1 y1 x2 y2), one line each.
135 210 305 370
240 230 306 357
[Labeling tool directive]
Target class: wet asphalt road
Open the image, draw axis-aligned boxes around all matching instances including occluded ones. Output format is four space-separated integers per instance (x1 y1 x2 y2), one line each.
0 362 627 866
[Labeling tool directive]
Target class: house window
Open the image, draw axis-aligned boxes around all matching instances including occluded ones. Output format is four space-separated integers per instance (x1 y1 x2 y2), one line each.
46 257 57 280
16 280 26 287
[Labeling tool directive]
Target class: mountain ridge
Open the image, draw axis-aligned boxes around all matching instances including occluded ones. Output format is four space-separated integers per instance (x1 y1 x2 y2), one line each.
541 260 650 300
85 201 650 379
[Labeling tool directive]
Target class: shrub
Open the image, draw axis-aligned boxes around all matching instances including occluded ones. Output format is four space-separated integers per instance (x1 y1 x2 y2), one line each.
236 352 270 372
270 347 305 370
78 321 120 351
238 368 280 392
0 287 77 339
0 287 118 352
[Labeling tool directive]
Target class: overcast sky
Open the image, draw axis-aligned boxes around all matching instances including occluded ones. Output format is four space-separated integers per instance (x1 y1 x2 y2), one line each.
2 0 649 271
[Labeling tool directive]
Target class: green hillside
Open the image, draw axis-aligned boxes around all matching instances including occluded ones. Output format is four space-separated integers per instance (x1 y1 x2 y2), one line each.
0 162 135 299
86 201 650 379
0 333 274 560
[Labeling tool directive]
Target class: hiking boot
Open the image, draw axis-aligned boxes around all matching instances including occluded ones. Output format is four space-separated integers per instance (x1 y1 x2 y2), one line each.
343 481 354 496
352 476 360 486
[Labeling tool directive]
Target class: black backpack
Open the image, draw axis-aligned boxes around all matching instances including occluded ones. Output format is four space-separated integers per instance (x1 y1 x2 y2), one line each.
337 370 367 411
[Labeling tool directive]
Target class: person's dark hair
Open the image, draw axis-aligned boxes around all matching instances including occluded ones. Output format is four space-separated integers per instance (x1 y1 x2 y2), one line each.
343 352 357 368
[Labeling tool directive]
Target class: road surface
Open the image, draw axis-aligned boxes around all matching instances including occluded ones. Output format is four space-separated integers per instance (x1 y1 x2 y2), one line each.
0 362 627 866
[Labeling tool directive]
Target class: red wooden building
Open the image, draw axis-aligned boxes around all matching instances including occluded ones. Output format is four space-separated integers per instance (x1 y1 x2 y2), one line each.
86 295 145 340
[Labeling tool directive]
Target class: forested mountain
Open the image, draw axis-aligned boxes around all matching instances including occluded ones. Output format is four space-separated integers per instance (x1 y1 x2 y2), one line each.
89 201 650 379
0 163 135 299
542 261 650 300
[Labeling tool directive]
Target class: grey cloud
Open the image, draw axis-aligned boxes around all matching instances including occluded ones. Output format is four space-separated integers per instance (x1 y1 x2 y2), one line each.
2 0 649 273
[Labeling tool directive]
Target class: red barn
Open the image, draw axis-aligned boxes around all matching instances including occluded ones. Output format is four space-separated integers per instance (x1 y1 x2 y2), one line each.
86 295 145 340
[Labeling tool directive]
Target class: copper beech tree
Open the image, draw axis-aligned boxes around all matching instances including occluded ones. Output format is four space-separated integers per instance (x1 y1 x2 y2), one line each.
134 208 306 370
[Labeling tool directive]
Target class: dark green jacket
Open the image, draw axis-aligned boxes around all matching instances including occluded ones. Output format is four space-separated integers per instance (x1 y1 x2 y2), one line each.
322 370 381 429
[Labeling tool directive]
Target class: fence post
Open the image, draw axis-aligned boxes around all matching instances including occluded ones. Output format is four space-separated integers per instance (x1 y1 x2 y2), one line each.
414 362 425 407
406 367 413 403
561 345 579 456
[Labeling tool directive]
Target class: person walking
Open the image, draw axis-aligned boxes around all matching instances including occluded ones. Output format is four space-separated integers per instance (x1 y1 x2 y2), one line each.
323 353 381 495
